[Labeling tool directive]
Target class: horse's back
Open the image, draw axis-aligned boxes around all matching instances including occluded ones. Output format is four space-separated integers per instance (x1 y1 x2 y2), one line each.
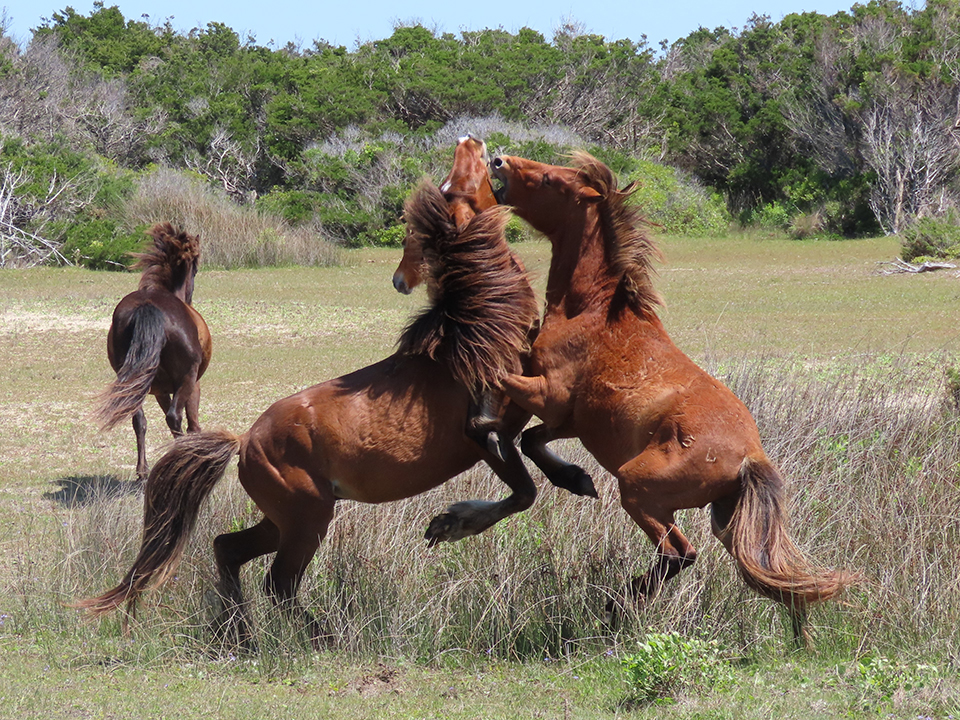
240 355 481 505
109 288 209 386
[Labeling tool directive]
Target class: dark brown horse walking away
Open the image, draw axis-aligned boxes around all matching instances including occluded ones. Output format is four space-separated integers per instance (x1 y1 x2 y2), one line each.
76 181 540 646
95 223 212 481
491 152 855 646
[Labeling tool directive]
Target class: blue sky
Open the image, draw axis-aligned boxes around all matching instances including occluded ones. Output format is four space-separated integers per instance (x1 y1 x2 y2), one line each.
2 0 868 49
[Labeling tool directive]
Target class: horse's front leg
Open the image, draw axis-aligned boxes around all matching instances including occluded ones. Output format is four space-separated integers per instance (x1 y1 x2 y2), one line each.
424 439 536 546
501 372 596 498
521 423 597 498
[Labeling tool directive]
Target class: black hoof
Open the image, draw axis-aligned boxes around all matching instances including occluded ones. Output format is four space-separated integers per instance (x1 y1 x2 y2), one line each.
549 464 598 498
424 513 459 547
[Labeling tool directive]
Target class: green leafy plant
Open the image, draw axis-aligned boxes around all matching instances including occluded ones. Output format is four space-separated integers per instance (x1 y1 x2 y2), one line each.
844 655 939 705
622 631 734 702
60 218 147 270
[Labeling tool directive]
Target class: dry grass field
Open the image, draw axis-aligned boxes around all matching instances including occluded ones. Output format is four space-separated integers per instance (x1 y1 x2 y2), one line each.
1 234 959 718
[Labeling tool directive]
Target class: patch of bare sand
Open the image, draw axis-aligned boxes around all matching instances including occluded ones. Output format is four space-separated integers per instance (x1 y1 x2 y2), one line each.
0 311 109 334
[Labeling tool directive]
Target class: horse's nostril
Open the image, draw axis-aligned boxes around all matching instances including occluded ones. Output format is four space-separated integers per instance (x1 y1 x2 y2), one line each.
492 157 504 169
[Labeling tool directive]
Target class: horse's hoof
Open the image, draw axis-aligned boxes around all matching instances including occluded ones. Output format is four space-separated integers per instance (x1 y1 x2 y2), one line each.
424 513 462 546
550 465 598 498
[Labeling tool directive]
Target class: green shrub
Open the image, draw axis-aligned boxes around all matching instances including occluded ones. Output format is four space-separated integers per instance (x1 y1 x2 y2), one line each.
624 161 730 236
840 655 939 707
366 224 405 247
256 189 322 225
505 215 534 243
900 212 960 261
61 218 147 270
622 631 734 702
746 201 794 231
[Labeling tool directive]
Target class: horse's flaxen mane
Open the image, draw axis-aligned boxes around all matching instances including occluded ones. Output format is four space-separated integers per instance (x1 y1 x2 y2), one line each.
132 222 200 292
397 180 539 395
570 152 663 314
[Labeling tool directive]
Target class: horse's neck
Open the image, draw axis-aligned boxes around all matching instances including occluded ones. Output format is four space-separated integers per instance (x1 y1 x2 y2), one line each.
544 214 616 318
139 267 191 304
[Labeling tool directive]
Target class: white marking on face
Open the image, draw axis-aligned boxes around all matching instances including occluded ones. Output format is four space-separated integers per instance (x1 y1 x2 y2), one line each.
440 180 452 193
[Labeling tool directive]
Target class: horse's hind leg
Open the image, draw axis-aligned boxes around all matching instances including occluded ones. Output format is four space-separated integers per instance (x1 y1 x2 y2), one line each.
605 455 702 619
181 371 202 433
265 526 331 647
165 369 200 436
154 392 179 435
212 517 280 647
425 440 537 545
521 423 597 498
132 406 148 481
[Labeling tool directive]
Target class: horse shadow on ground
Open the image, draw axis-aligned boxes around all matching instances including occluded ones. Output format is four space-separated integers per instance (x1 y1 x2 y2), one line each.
44 475 140 508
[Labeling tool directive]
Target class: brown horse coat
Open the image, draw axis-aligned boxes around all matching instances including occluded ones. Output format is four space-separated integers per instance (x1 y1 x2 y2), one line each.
97 223 211 479
492 152 852 644
77 184 540 644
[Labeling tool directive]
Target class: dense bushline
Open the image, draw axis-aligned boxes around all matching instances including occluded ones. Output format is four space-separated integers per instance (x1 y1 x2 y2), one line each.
2 0 960 266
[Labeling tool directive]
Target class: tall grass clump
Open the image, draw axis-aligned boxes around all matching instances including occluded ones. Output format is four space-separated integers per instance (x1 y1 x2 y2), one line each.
122 167 341 268
55 354 960 668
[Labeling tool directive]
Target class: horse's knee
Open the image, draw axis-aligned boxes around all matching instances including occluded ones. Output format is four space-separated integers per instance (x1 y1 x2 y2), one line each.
515 484 537 512
213 533 238 570
519 427 543 457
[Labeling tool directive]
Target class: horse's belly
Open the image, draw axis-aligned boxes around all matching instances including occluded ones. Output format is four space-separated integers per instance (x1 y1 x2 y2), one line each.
247 375 480 506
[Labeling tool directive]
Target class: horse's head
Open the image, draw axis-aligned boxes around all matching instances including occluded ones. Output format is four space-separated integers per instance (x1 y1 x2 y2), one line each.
442 134 497 225
491 154 603 236
135 223 201 303
392 134 497 294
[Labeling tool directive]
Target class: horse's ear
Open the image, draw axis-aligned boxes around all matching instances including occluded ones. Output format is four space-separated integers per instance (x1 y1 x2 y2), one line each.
577 186 603 204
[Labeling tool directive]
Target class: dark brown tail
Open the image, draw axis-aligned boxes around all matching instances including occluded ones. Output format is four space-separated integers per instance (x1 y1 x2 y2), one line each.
96 304 166 430
717 456 853 614
75 429 242 616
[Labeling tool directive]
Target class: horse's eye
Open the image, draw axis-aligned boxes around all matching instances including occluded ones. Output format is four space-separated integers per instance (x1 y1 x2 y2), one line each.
542 174 551 187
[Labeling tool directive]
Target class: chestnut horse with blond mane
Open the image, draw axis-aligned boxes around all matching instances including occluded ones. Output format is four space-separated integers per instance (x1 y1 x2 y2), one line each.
77 182 540 644
96 223 212 480
491 152 853 645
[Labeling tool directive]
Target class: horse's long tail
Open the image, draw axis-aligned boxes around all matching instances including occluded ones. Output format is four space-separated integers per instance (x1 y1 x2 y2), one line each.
716 456 853 615
75 429 242 616
96 304 166 430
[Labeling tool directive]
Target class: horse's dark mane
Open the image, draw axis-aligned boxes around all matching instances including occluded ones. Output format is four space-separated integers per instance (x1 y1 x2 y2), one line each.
397 180 539 395
132 222 200 293
570 152 663 314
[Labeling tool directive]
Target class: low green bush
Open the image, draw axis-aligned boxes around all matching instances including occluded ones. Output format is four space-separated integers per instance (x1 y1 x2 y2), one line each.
624 161 730 236
900 212 960 261
60 218 147 270
623 631 734 702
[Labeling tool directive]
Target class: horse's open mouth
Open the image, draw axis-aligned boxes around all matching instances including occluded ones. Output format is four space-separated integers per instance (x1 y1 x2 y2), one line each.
490 158 507 203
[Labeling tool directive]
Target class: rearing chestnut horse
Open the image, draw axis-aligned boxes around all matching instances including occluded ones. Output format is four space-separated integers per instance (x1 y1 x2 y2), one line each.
96 223 212 480
392 134 498 295
491 152 853 645
77 182 540 643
